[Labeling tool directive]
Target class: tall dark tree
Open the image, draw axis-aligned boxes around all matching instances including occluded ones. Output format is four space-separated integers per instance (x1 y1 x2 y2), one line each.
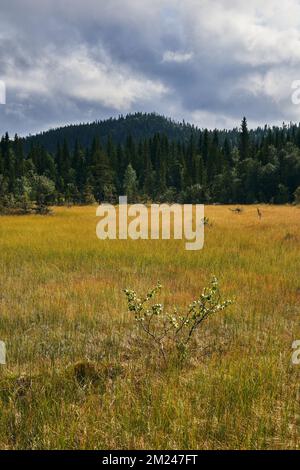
239 117 250 161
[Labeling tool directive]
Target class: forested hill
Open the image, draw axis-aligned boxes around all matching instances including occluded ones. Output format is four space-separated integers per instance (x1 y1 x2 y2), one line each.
23 113 207 154
22 112 298 158
1 113 300 213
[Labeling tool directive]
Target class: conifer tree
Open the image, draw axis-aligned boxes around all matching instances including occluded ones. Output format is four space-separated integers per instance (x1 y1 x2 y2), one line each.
239 117 250 161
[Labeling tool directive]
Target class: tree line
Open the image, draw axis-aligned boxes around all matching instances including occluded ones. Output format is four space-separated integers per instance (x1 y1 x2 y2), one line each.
1 115 300 213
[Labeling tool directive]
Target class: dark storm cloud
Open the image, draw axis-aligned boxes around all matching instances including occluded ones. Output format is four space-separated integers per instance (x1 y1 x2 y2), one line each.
1 0 300 135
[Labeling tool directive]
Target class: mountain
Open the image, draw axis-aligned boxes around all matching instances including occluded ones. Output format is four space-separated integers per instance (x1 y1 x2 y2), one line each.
23 113 207 153
1 113 300 211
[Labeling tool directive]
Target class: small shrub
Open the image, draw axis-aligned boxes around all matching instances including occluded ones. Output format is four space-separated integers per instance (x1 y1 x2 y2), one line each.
34 203 53 215
201 216 212 226
124 278 232 364
229 207 243 214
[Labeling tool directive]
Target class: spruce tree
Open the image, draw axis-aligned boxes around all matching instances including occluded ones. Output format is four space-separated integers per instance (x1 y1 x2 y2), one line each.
239 117 250 161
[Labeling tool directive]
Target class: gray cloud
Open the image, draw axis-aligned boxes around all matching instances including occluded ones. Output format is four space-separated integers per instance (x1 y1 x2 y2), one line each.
1 0 300 136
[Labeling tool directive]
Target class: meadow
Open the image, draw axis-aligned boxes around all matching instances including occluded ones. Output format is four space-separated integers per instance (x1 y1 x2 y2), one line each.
0 205 299 449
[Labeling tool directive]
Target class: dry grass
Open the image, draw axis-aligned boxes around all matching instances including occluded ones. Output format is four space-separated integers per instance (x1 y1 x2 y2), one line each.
0 204 299 449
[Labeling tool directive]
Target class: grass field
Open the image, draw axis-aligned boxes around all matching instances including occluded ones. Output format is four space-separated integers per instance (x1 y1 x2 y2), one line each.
0 205 299 449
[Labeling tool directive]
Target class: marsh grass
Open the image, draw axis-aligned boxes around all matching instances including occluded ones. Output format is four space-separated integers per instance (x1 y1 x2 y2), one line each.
0 205 299 449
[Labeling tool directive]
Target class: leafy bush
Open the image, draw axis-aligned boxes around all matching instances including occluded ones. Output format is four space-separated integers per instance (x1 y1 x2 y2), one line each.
201 216 212 226
178 184 210 204
124 278 232 363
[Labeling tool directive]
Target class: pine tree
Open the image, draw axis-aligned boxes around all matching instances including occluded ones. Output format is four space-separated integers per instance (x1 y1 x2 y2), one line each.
73 140 86 192
239 117 250 161
13 135 25 179
92 147 115 203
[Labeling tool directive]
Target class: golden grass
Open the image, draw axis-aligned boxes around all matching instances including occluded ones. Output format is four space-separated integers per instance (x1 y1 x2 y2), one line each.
0 204 299 449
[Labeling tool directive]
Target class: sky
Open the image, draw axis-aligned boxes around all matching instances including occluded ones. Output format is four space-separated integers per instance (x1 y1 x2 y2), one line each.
1 0 300 136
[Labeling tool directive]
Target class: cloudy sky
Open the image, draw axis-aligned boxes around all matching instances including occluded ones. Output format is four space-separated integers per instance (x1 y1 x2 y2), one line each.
1 0 300 136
